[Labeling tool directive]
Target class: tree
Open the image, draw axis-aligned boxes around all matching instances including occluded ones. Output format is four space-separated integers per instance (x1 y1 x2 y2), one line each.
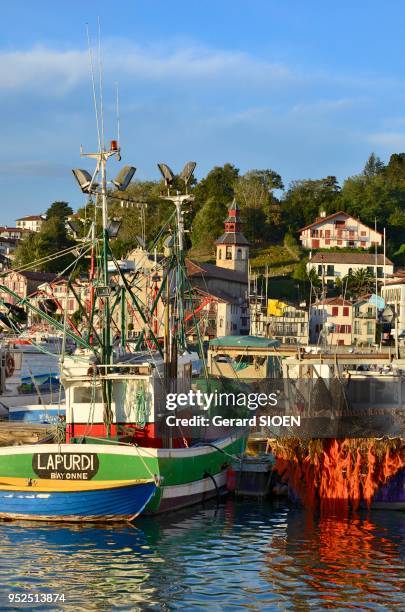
383 153 405 189
292 260 321 290
344 268 375 297
46 201 73 220
307 267 322 288
13 232 44 270
14 214 75 273
282 176 341 232
339 174 394 227
193 164 239 212
191 197 228 253
234 169 284 244
363 153 384 177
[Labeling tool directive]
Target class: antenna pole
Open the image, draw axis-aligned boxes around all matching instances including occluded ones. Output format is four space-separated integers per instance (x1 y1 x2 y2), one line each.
116 83 120 145
97 17 105 149
86 23 101 151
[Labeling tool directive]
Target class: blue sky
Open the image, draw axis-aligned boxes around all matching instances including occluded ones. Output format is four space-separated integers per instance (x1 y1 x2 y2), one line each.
1 0 405 223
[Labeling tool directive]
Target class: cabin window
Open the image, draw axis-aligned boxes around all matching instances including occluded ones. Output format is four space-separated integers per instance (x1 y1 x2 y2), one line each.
73 386 103 403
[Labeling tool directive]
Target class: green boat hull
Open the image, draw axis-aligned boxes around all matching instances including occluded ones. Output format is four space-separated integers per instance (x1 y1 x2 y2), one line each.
0 433 246 514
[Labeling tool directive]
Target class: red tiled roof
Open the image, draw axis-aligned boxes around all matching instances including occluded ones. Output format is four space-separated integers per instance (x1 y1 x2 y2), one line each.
16 215 44 221
0 226 29 233
299 210 383 235
314 297 352 306
383 278 405 286
310 252 392 265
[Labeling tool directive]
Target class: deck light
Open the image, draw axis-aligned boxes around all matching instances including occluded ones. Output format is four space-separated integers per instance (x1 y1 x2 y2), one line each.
157 163 175 187
179 161 196 190
112 166 136 191
72 169 98 194
106 219 121 238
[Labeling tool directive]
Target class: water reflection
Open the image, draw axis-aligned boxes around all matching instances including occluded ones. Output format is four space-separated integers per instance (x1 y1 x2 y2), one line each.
0 500 403 610
264 508 405 609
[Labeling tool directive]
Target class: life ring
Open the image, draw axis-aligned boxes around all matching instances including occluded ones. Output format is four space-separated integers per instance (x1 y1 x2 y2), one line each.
5 353 15 378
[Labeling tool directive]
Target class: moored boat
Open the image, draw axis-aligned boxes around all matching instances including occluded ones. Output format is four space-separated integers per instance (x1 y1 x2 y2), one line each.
0 477 157 522
0 436 245 514
0 101 248 517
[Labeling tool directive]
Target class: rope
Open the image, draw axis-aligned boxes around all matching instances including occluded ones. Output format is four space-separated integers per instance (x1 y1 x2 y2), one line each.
192 441 244 463
132 443 158 481
124 379 150 428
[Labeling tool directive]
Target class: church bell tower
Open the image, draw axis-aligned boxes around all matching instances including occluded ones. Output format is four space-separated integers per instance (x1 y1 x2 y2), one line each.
215 199 249 274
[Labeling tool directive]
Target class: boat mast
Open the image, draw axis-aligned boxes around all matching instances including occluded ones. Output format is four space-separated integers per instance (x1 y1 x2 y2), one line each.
101 151 111 365
79 145 118 365
157 162 196 367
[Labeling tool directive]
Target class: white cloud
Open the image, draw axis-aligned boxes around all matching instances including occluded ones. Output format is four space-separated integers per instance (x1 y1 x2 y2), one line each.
290 97 362 114
0 160 69 178
0 42 292 94
0 47 87 93
367 132 405 148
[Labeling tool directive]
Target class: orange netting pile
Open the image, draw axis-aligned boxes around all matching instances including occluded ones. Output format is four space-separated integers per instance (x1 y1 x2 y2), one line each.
272 438 404 511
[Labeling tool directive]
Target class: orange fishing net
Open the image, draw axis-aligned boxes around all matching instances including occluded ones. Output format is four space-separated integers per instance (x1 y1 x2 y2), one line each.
272 438 404 511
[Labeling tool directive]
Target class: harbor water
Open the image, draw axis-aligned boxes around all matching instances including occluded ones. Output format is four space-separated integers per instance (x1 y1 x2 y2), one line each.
0 499 403 610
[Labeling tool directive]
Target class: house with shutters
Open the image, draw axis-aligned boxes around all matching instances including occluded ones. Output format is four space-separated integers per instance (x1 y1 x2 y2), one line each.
307 252 394 288
352 296 377 346
16 215 46 233
0 226 30 240
299 211 382 250
310 297 353 346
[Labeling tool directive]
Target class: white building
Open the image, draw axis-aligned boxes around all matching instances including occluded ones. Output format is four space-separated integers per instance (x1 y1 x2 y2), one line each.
0 226 29 240
299 211 382 250
307 252 393 287
16 215 45 232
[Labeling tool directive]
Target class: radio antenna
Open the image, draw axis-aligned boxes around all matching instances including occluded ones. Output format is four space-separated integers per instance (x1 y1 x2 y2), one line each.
86 23 101 151
116 82 121 146
97 16 105 150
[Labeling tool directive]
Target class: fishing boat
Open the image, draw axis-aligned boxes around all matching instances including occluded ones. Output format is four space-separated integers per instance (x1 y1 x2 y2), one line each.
0 94 247 513
0 477 157 522
1 360 65 423
7 403 64 424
